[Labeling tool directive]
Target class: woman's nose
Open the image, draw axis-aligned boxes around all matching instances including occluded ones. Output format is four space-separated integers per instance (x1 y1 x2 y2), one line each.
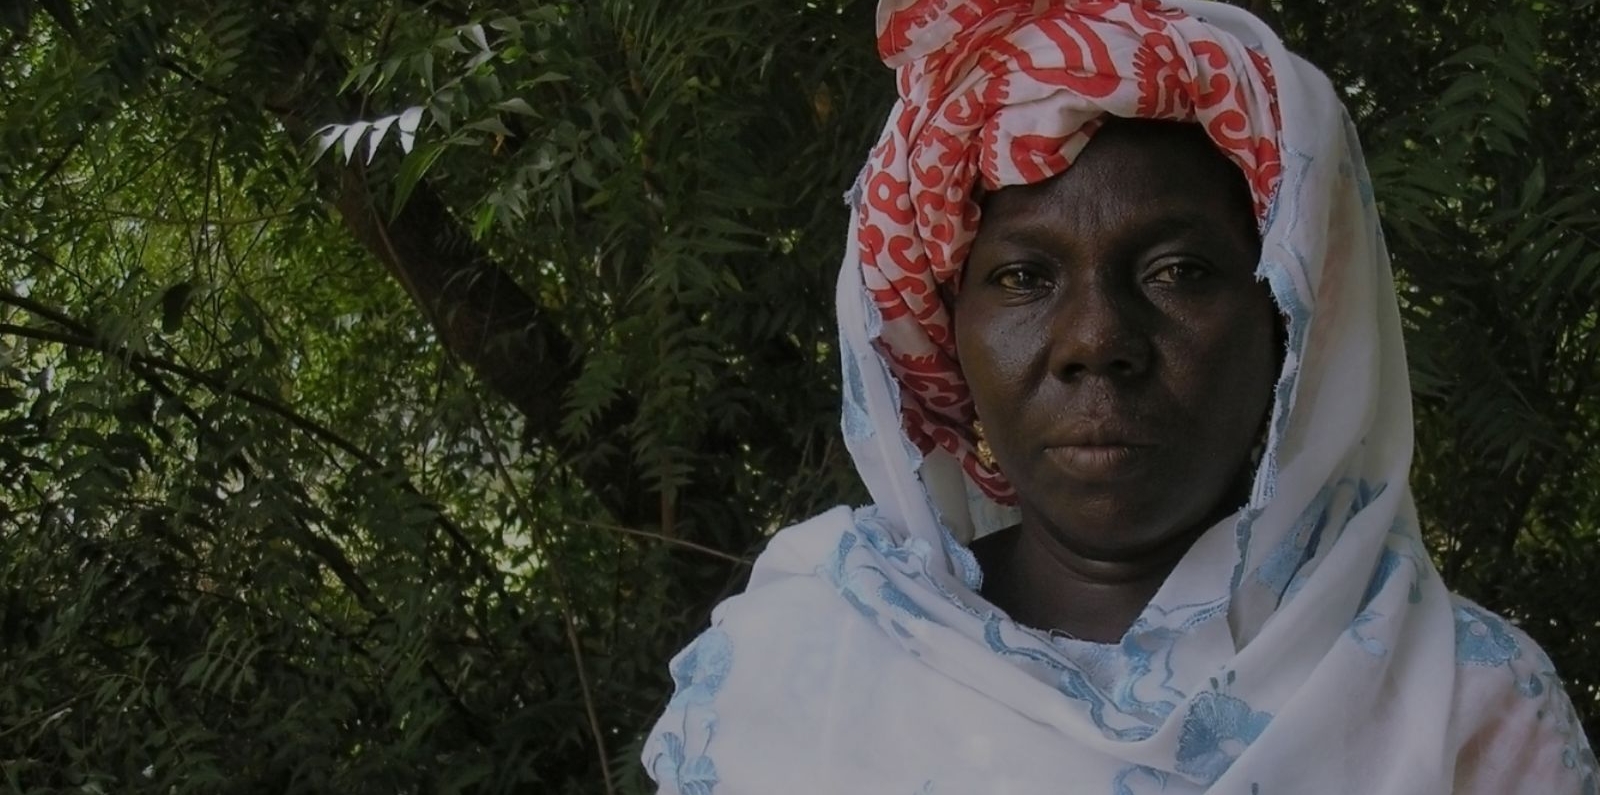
1048 284 1152 381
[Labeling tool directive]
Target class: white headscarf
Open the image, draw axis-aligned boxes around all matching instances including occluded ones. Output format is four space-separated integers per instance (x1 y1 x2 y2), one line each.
642 2 1597 792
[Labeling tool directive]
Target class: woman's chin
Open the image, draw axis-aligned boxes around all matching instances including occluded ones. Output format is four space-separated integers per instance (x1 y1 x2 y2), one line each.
1016 476 1228 564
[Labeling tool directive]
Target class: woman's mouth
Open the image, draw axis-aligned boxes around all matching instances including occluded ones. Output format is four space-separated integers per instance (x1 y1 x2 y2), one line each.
1044 444 1153 481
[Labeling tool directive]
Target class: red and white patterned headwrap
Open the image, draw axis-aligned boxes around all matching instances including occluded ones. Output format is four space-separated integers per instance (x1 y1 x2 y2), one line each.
859 0 1283 502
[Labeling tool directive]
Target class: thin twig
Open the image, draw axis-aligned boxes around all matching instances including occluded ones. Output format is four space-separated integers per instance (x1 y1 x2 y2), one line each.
85 208 301 227
567 519 750 566
2 293 639 765
9 138 83 218
0 314 376 467
466 399 617 795
0 287 89 332
106 325 499 744
0 301 492 579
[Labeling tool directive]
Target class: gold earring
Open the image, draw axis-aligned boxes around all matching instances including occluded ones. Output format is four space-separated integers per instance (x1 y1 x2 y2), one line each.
974 420 997 469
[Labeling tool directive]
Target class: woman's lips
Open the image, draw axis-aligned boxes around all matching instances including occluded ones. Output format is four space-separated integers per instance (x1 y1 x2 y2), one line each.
1044 444 1152 481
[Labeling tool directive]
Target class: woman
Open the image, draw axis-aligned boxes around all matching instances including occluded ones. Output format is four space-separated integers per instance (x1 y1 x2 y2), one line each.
644 1 1597 792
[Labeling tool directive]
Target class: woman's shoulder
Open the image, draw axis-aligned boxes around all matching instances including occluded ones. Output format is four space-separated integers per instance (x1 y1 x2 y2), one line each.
1446 594 1597 793
741 504 858 585
1448 594 1548 671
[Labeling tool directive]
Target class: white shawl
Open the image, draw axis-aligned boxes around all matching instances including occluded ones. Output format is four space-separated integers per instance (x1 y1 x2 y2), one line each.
643 2 1596 792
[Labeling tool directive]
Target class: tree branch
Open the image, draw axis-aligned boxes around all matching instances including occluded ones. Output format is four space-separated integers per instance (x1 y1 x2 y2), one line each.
265 51 657 525
334 166 580 429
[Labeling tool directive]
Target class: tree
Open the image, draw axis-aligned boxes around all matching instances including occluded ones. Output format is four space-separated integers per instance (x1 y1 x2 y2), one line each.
0 0 1594 791
2 1 880 791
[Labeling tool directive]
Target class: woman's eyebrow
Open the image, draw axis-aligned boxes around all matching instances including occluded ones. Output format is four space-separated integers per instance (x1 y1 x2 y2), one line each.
978 212 1217 251
975 223 1069 251
1120 212 1213 239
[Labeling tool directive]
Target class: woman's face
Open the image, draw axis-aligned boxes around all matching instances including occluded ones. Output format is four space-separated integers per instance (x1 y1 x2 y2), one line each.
954 119 1279 562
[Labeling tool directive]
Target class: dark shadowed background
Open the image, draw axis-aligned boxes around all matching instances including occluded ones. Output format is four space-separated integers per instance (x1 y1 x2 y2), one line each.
1 0 1596 791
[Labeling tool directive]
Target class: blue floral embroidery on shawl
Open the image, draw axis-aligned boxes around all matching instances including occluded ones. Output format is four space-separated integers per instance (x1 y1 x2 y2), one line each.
654 733 720 795
1449 601 1599 791
1253 484 1333 597
840 332 874 443
1453 604 1522 668
819 509 971 653
941 522 983 591
1450 601 1550 700
983 617 1067 669
1535 670 1600 793
649 629 734 794
1174 674 1273 785
825 532 883 623
1348 547 1404 656
1258 478 1388 606
1544 673 1600 793
982 605 1225 743
1112 765 1169 794
1058 667 1158 742
1348 518 1427 657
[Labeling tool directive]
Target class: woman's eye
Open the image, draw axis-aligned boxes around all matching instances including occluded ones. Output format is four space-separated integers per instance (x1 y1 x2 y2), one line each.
992 266 1048 293
1146 259 1209 285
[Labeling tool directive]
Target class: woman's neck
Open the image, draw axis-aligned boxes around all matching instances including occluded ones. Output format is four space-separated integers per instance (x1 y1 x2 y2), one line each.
971 522 1201 644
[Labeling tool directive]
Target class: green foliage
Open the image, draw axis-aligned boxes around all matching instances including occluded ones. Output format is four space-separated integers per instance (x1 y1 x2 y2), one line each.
2 0 877 791
0 0 1596 791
